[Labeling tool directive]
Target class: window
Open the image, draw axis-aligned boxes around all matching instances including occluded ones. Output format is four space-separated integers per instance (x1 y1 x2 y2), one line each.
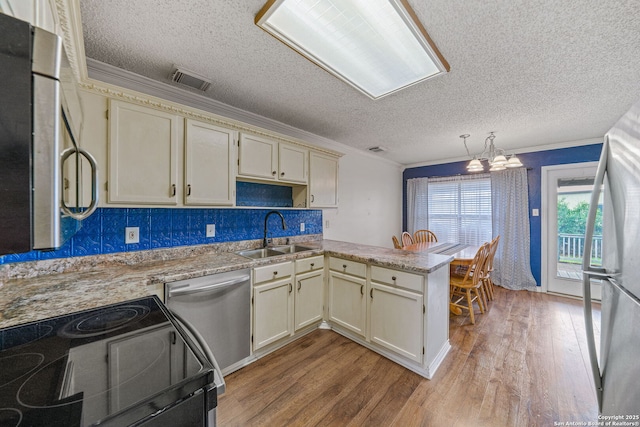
409 175 492 246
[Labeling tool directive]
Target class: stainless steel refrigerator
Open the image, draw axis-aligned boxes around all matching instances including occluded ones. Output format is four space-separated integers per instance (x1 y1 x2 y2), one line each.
583 99 640 416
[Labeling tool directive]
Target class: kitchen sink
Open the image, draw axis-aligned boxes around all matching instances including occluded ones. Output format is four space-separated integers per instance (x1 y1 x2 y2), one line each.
270 244 315 254
235 248 286 259
235 245 315 259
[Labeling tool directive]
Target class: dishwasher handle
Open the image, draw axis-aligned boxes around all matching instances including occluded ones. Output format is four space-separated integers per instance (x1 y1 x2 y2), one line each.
167 274 250 298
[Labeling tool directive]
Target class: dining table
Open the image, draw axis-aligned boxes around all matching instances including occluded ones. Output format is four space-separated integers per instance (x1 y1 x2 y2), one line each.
402 241 481 315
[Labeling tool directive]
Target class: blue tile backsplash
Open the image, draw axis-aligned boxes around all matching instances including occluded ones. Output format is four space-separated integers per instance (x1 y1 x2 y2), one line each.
236 181 294 207
0 208 323 265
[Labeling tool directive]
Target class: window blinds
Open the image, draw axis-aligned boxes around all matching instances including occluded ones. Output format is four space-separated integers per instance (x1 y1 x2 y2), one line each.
426 175 492 246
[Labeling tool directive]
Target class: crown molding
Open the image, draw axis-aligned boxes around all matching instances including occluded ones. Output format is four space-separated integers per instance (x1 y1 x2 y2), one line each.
403 137 603 170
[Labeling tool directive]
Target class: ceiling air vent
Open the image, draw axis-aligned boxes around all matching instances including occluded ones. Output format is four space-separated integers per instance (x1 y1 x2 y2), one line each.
368 146 388 153
169 66 212 91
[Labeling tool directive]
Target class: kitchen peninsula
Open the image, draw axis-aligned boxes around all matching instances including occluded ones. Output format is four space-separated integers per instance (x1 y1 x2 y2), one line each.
0 239 452 378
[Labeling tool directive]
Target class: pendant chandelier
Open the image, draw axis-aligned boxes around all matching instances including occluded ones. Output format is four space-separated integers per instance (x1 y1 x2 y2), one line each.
461 132 523 172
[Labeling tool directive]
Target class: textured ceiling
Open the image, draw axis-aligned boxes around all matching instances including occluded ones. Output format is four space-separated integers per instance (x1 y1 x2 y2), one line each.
79 0 640 165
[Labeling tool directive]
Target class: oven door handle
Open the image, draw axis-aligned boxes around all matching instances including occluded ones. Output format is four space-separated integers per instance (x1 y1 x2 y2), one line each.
169 309 226 395
167 275 250 298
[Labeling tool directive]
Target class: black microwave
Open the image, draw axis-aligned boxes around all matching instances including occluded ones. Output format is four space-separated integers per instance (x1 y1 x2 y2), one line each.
0 12 98 256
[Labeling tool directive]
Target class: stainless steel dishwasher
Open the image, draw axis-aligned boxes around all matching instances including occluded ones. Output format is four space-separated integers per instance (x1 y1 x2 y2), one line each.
166 269 251 375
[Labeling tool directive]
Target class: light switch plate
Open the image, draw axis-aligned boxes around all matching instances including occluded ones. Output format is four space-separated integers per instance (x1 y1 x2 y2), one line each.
125 227 139 244
532 209 539 217
206 224 216 237
300 222 305 232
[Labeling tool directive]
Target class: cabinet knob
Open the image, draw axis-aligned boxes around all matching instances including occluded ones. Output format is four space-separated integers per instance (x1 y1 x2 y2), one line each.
273 271 278 275
187 184 192 196
281 172 285 176
392 276 397 281
171 184 176 197
310 263 315 267
297 281 301 291
370 289 374 299
289 283 293 293
360 284 364 295
343 264 347 269
272 170 277 176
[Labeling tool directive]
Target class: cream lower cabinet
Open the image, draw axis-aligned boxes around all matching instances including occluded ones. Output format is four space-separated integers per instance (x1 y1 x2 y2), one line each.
294 256 324 331
252 261 294 350
369 273 424 363
328 258 367 338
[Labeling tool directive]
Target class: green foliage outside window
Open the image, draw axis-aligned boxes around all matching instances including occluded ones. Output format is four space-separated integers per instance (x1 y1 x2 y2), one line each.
557 198 602 235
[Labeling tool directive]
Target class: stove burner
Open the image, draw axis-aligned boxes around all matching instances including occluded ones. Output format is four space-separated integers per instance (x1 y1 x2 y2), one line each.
0 408 22 427
58 305 150 338
0 353 44 389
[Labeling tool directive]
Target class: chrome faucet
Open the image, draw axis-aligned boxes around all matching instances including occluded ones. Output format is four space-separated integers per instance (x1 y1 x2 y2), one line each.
263 210 287 247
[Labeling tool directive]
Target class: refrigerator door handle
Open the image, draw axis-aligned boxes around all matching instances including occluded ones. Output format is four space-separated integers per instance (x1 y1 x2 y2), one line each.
582 274 603 411
581 136 608 412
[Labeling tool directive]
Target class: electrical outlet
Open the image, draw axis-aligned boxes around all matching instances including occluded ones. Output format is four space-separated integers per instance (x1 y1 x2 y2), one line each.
300 222 305 232
206 224 216 237
125 227 139 244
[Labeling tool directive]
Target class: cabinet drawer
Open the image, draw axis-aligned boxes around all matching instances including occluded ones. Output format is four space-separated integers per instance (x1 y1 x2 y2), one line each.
370 266 423 293
254 261 293 284
329 257 366 278
295 256 324 274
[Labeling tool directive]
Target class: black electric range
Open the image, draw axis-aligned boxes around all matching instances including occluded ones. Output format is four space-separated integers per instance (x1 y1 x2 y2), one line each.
0 296 217 426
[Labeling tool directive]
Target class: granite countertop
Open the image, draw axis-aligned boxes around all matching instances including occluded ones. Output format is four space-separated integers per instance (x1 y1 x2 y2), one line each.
0 239 452 329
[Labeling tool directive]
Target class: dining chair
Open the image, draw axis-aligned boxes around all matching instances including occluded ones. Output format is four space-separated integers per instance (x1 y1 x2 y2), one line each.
450 242 490 325
481 235 500 301
401 231 414 247
392 235 402 249
413 229 437 243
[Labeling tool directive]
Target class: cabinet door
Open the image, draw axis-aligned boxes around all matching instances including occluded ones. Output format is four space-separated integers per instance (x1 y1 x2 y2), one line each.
370 282 423 363
108 100 179 204
309 152 339 207
238 133 278 180
184 119 235 205
279 143 307 183
253 278 293 350
328 271 366 337
295 270 324 331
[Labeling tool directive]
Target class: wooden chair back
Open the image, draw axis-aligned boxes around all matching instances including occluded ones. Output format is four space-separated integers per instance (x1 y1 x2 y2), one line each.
413 229 437 243
401 231 414 247
392 235 402 249
460 242 490 286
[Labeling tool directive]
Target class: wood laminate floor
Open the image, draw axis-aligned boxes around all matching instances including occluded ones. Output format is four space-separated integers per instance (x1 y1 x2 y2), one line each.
218 286 600 426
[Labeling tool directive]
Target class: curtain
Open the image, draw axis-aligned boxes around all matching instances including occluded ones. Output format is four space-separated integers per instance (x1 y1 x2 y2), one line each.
406 178 429 233
491 168 537 290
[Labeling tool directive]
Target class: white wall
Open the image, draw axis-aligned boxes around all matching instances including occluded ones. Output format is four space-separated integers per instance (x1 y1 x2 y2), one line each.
322 152 403 248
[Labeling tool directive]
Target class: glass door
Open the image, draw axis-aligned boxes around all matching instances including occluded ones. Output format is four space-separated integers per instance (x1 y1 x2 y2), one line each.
543 163 602 299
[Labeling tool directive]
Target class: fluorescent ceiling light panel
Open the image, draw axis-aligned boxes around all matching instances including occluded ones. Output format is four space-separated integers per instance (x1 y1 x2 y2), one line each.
256 0 450 99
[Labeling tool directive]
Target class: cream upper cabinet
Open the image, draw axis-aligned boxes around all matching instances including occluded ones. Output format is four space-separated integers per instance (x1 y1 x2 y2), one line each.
279 143 308 183
369 280 424 363
238 133 308 184
328 257 367 338
108 100 179 204
294 256 324 331
184 119 235 206
309 152 339 207
0 0 57 33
